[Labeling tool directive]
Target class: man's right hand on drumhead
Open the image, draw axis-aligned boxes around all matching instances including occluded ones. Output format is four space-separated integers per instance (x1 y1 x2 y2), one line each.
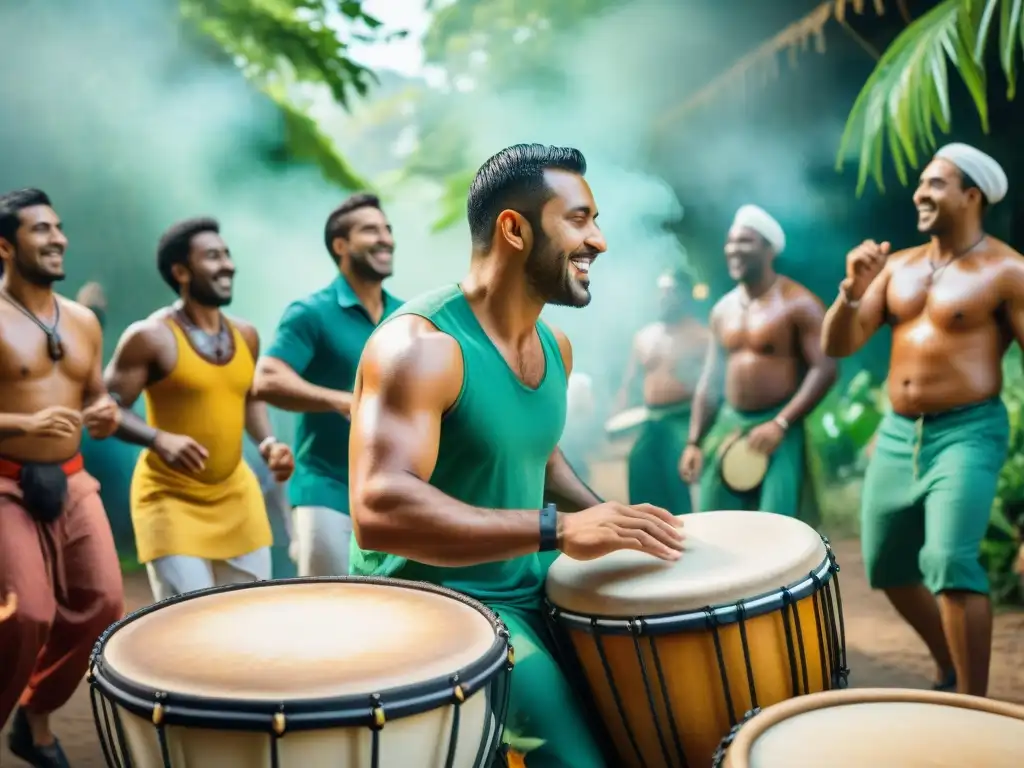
559 502 684 562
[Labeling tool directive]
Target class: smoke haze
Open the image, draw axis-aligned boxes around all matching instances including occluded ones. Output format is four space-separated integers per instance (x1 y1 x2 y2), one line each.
0 0 868 398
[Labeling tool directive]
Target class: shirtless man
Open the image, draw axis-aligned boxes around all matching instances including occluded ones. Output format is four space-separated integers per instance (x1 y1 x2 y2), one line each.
104 217 294 600
615 268 710 514
822 143 1018 697
0 188 124 767
681 205 837 516
348 144 684 768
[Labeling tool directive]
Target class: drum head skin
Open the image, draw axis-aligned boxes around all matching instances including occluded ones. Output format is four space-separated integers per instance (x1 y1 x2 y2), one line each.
604 407 649 436
102 581 498 700
546 510 826 617
720 435 769 493
724 688 1024 768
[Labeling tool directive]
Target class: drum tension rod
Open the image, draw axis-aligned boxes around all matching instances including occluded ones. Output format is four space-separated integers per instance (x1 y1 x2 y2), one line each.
370 693 386 729
272 707 286 736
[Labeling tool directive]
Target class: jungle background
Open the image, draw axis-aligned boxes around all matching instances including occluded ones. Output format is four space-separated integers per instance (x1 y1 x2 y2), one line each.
3 0 1024 601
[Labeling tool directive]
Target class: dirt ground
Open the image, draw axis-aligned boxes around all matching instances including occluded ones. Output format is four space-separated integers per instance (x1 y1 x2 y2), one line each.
2 539 1023 767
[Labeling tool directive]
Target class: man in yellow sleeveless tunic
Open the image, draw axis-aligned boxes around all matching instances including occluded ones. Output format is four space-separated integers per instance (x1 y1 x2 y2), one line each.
104 218 295 599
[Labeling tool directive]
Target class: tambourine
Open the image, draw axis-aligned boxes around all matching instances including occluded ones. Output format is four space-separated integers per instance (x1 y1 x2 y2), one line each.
719 432 769 493
604 407 650 438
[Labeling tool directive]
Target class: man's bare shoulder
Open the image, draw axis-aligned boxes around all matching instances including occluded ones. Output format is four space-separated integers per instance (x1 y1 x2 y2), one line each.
56 295 102 338
363 315 463 388
117 312 174 350
710 288 741 319
988 239 1024 297
778 276 826 313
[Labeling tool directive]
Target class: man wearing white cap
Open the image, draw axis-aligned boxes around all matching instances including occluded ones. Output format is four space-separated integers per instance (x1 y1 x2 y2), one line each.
614 268 710 515
821 143 1019 697
682 205 837 520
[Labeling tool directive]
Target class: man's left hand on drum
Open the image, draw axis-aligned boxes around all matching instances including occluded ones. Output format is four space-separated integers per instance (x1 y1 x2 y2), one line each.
746 421 785 457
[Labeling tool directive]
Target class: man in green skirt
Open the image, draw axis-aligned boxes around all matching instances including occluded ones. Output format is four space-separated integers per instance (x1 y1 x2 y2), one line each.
822 143 1019 698
681 205 836 517
348 144 684 767
613 268 710 514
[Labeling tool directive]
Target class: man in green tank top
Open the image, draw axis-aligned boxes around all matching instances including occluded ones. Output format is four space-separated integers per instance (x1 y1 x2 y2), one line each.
349 144 684 768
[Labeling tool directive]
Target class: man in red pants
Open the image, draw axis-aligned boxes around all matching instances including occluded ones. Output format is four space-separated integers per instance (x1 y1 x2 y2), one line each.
0 188 125 768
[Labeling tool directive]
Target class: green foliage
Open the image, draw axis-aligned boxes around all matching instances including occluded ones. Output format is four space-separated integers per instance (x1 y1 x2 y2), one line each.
837 0 1024 194
181 0 402 189
412 0 625 230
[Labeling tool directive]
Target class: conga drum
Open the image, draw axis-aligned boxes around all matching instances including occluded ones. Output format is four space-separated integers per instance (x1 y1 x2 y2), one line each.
545 510 847 768
713 688 1024 767
89 578 513 767
719 434 769 493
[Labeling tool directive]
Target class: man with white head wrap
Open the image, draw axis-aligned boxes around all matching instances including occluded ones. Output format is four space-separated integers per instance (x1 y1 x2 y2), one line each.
822 143 1019 698
613 267 711 514
682 206 837 522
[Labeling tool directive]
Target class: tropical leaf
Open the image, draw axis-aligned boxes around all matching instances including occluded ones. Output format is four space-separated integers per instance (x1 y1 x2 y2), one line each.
178 1 397 191
180 0 384 108
268 87 371 190
837 0 1024 194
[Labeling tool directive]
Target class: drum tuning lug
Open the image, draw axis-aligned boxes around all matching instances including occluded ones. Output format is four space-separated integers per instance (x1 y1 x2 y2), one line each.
507 645 516 667
151 702 165 726
372 706 386 729
272 711 286 736
453 684 465 703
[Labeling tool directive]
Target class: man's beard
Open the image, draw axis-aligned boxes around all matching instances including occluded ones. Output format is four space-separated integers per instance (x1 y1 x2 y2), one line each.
350 247 391 282
524 235 592 309
190 281 232 308
14 250 65 287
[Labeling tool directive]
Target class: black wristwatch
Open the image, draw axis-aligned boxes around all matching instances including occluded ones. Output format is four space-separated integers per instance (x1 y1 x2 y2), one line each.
539 503 558 552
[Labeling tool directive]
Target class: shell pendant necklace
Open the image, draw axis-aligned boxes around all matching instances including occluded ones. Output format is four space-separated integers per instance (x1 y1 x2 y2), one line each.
1 289 64 361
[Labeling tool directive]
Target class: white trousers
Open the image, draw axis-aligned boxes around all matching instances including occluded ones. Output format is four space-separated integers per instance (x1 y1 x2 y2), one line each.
293 505 352 576
146 546 272 602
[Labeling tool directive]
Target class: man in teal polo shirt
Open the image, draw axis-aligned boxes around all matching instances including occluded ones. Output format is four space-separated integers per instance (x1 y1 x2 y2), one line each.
254 193 402 576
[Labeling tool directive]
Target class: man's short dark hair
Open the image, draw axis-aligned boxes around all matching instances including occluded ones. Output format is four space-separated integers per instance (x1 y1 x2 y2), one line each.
323 193 382 263
157 217 219 294
467 144 587 248
0 188 53 278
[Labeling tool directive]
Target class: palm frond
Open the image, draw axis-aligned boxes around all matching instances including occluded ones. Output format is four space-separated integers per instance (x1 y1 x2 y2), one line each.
838 0 1024 195
266 84 371 190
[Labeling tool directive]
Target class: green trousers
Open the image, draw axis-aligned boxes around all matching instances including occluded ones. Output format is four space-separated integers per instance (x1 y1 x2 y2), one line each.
627 403 693 515
860 397 1008 595
492 604 608 768
698 403 819 523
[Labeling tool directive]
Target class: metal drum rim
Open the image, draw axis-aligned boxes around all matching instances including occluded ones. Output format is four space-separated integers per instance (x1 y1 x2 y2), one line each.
89 576 511 731
545 537 838 635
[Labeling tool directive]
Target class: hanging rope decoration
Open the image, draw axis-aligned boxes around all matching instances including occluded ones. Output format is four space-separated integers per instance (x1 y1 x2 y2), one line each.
653 0 891 134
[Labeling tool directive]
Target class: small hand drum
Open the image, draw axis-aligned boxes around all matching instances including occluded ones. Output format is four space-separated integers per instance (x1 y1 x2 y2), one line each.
713 688 1024 767
604 407 650 439
719 434 769 493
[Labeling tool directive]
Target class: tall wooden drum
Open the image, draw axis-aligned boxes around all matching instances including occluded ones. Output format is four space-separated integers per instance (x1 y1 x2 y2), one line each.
545 510 847 768
89 578 512 768
713 688 1024 767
